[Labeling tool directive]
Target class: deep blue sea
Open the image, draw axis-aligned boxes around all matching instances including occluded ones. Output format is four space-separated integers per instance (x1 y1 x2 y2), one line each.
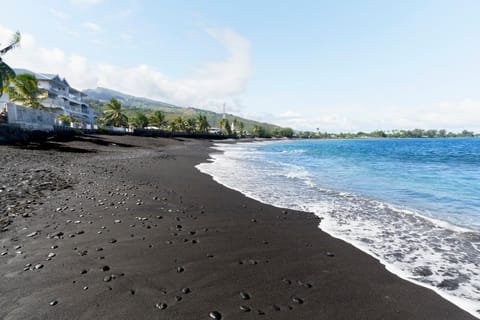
197 138 480 317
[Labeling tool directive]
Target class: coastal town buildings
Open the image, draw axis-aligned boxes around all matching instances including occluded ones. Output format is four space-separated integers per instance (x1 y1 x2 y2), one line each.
0 69 95 127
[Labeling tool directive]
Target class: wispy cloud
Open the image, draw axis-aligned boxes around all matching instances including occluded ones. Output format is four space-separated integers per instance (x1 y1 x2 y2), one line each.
82 22 102 32
49 8 70 20
0 25 253 111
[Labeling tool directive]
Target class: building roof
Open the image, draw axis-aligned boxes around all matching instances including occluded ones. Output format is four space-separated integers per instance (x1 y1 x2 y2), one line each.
14 68 72 90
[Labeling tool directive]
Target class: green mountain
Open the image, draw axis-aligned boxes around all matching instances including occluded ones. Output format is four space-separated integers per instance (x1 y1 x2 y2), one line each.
83 87 282 133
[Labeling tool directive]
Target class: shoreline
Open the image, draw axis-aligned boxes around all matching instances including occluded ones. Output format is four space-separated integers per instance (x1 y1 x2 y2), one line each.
201 139 480 319
0 134 476 319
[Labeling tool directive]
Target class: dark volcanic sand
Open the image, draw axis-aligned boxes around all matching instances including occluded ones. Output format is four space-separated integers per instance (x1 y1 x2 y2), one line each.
0 135 476 320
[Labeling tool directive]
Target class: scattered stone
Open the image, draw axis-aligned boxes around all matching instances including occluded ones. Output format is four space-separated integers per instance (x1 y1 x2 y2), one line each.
209 311 222 319
272 304 281 311
109 239 117 244
34 264 44 270
51 245 58 249
47 253 56 258
1 252 7 256
292 297 304 304
114 219 121 223
175 295 182 302
26 231 38 237
181 287 191 294
49 232 64 239
282 278 291 285
257 310 265 315
155 302 167 310
81 269 88 275
326 251 335 257
239 291 250 300
83 286 88 290
176 266 184 273
240 305 251 312
103 275 112 282
49 300 58 306
101 265 110 272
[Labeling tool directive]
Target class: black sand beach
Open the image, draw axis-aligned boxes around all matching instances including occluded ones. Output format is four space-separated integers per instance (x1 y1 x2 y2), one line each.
0 135 476 319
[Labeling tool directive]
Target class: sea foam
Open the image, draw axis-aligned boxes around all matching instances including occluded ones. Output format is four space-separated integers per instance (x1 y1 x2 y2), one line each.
196 141 480 318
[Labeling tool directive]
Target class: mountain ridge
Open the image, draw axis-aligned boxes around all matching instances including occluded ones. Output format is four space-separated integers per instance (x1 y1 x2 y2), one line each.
83 87 283 132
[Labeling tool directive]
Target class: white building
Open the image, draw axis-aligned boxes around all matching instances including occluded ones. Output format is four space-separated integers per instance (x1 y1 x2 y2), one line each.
1 69 95 126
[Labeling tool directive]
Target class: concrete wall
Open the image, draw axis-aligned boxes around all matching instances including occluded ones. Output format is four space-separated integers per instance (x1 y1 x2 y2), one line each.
4 102 55 131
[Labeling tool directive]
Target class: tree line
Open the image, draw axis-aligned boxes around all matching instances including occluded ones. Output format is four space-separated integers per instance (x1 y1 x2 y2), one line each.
297 129 478 139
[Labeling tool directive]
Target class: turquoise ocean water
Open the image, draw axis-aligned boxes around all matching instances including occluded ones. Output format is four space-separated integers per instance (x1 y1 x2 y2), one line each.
197 138 480 317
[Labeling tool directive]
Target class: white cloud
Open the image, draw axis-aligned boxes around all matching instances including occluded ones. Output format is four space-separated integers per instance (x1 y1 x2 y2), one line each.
0 25 253 111
82 22 102 32
49 9 70 20
265 101 480 132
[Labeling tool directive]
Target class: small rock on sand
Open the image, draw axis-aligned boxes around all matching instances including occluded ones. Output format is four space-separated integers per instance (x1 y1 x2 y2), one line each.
209 311 222 319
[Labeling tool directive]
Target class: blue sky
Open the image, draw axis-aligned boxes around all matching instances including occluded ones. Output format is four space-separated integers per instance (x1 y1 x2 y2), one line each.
1 0 480 132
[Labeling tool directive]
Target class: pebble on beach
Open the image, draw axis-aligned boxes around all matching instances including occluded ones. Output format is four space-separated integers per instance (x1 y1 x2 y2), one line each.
209 311 222 319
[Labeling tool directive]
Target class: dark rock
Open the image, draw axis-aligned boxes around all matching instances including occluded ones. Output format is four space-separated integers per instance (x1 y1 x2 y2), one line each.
209 311 222 319
292 297 304 304
240 305 251 312
239 291 250 300
156 302 167 310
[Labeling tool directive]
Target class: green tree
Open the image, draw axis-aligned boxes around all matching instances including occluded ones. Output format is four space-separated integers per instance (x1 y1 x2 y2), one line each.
238 121 245 135
130 112 149 128
103 98 128 127
184 117 196 133
196 114 210 132
149 110 165 128
169 116 186 132
218 118 231 135
253 125 270 138
0 31 20 96
8 73 46 109
57 114 76 126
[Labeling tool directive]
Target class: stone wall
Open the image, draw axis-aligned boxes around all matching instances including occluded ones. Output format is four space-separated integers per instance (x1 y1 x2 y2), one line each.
4 102 56 131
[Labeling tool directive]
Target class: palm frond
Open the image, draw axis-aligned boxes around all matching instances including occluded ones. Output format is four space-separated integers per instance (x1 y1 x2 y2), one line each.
0 31 21 56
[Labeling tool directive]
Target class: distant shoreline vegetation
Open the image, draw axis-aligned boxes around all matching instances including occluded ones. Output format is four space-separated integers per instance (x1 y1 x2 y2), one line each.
295 129 478 139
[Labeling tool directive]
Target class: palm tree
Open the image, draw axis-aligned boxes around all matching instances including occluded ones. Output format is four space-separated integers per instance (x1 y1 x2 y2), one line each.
8 73 46 109
149 110 165 128
218 118 231 135
185 117 196 133
239 121 245 135
103 98 128 127
0 31 21 97
169 116 185 132
196 114 210 133
130 111 149 128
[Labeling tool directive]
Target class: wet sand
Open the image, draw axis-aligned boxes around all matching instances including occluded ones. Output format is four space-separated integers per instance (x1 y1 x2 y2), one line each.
0 134 476 319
